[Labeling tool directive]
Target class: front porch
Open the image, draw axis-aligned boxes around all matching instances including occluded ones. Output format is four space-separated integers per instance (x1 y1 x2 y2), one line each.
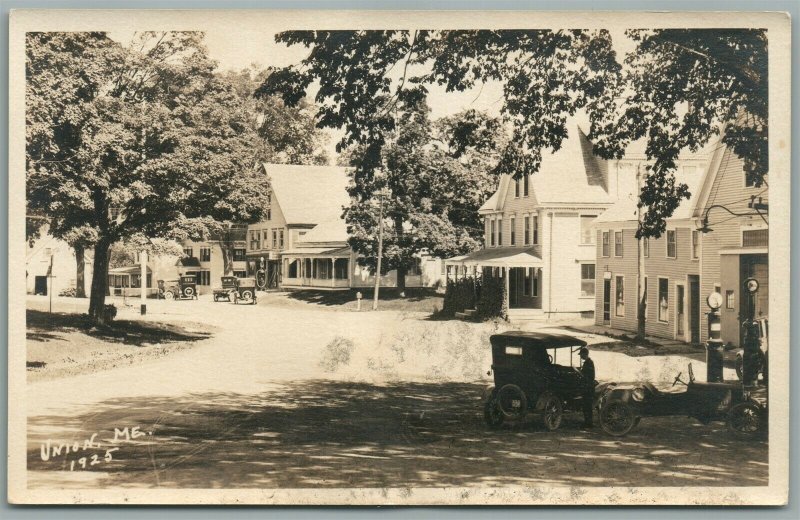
281 247 352 290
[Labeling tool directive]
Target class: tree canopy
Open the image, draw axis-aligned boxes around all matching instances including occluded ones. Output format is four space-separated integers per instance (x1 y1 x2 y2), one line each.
259 29 767 238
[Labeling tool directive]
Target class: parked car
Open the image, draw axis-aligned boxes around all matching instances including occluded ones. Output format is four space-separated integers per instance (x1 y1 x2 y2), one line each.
735 316 768 384
483 331 594 430
232 277 257 305
597 363 766 438
158 276 198 300
213 276 239 302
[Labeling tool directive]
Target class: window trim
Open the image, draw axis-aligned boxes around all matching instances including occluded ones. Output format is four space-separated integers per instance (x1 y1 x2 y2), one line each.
532 214 539 245
510 217 516 246
614 275 625 317
691 230 699 260
666 229 677 259
601 231 610 257
614 231 623 257
657 276 670 323
643 237 650 258
514 178 520 198
497 218 503 246
524 215 530 245
580 262 596 298
490 219 496 247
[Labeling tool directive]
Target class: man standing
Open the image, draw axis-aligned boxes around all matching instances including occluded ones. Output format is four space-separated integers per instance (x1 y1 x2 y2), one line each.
579 347 596 429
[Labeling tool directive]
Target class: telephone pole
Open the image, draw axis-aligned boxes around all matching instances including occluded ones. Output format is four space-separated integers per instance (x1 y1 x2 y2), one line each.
372 188 388 311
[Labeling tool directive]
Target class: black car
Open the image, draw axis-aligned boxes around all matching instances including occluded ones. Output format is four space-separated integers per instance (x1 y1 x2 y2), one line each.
483 331 594 430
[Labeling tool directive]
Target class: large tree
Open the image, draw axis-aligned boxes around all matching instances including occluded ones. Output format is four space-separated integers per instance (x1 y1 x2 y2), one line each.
27 32 269 323
343 102 505 292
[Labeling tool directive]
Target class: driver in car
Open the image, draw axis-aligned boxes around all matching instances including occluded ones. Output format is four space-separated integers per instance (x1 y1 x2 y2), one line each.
579 347 595 429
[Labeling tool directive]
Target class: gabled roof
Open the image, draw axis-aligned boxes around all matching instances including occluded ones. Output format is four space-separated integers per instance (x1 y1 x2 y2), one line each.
297 219 349 245
263 163 351 226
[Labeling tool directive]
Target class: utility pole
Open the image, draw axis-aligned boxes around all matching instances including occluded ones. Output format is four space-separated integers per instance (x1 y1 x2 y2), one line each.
372 188 387 311
636 163 647 341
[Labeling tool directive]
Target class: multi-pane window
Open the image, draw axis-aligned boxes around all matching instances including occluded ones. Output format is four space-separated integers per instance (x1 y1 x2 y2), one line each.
615 276 625 317
643 238 650 257
602 232 609 257
249 231 260 250
523 174 529 196
523 268 531 296
524 216 530 245
408 258 423 276
266 208 271 221
490 220 496 247
666 230 677 258
658 278 669 323
183 247 194 258
498 219 503 246
581 264 595 297
334 258 350 280
742 228 768 247
726 290 735 309
193 271 211 286
272 229 278 249
510 217 516 245
614 231 623 257
532 215 539 245
233 270 247 278
691 230 699 259
532 269 539 297
279 229 284 249
515 178 520 197
580 215 597 244
199 247 211 262
233 248 246 261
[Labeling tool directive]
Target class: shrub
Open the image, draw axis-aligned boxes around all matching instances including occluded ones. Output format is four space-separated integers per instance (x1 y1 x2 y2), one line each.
441 276 479 317
319 336 355 372
58 287 77 297
476 272 507 321
103 304 118 322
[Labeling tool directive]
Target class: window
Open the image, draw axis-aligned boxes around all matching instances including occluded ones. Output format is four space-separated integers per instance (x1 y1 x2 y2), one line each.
726 290 735 309
742 228 768 247
532 215 539 245
498 219 503 246
643 238 650 257
523 174 529 196
233 270 247 278
691 230 699 259
666 230 677 258
249 231 260 250
266 208 271 221
614 231 623 257
532 270 539 297
615 276 625 317
515 178 520 197
192 271 210 286
183 247 193 258
580 215 597 245
581 264 595 297
408 258 423 276
510 217 516 245
334 258 349 279
233 248 246 261
524 216 530 245
279 229 284 249
199 247 211 262
602 232 610 257
490 220 496 246
658 278 669 323
272 229 278 249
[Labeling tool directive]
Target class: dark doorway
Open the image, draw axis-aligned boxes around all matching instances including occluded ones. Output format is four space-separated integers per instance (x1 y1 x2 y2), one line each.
508 267 541 309
688 275 700 343
676 284 685 338
34 276 48 296
603 278 611 323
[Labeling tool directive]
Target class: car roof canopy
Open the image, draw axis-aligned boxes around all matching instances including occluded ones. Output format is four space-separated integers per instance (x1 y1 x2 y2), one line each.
489 331 587 349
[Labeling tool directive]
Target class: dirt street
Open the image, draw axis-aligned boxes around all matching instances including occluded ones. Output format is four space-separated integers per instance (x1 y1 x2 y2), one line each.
25 295 767 489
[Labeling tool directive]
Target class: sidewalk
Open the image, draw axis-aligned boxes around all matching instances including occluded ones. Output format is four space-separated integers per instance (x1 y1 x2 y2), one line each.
564 322 709 356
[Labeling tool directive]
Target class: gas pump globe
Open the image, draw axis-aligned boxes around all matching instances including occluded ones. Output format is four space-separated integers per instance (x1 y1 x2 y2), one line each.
705 291 724 382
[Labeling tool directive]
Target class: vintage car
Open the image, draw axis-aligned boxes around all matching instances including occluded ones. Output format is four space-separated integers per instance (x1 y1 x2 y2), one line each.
158 275 198 300
735 316 768 384
213 276 239 302
483 331 594 430
597 363 766 438
232 277 257 305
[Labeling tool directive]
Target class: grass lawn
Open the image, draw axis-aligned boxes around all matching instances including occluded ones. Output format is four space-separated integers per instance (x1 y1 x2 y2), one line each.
26 309 215 382
266 287 444 314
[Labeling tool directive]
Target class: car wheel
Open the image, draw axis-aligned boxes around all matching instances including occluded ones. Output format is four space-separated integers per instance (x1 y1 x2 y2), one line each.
540 394 563 431
241 290 253 301
600 401 637 436
483 394 505 429
163 291 174 300
497 384 527 419
727 401 764 439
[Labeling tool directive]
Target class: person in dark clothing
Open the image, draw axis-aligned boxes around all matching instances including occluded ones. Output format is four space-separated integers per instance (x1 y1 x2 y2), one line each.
579 347 596 428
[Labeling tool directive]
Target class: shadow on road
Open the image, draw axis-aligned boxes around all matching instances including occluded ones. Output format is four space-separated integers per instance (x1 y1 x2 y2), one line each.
27 380 768 489
286 288 438 306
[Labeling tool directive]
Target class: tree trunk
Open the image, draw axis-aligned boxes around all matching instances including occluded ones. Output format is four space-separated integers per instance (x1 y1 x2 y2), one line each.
88 237 112 325
396 265 407 296
219 241 234 276
75 244 86 298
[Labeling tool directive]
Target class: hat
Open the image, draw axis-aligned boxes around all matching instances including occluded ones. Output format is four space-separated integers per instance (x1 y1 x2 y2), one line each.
579 347 589 356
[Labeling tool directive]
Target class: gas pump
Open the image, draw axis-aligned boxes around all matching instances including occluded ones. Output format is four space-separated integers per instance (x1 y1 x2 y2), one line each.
741 277 761 386
705 291 724 382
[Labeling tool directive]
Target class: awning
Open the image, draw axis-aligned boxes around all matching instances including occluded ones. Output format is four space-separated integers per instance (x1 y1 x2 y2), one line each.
446 247 543 268
281 247 351 256
109 266 153 275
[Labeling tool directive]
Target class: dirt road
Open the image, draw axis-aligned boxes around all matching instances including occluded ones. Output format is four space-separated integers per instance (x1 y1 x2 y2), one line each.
25 295 767 489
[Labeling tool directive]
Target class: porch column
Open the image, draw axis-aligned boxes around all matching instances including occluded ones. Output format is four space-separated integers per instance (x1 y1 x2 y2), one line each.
503 266 510 313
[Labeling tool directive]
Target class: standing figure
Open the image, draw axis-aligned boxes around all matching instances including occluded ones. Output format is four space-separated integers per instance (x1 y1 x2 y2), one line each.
579 347 596 429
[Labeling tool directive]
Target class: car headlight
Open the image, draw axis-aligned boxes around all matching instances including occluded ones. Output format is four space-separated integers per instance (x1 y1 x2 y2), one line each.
632 388 646 402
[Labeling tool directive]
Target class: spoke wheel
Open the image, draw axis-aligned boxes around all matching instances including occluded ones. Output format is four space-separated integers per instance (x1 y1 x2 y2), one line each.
483 395 505 429
541 394 563 431
727 402 764 439
497 384 527 419
600 401 637 437
163 291 174 300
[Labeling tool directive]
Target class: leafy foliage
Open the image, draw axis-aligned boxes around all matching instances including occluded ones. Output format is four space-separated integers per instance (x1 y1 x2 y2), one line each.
476 272 507 321
442 276 479 317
